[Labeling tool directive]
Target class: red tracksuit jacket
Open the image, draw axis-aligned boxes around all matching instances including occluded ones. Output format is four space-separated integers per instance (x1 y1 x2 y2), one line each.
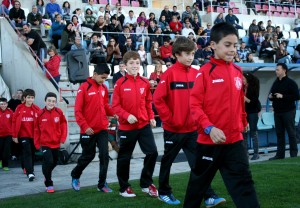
160 45 173 59
0 108 13 137
112 74 154 130
12 103 40 139
190 57 247 144
153 61 198 133
34 107 68 149
44 55 61 79
75 77 114 134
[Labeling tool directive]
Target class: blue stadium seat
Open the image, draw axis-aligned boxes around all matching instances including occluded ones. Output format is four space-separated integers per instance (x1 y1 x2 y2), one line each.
261 112 275 127
257 116 273 130
295 110 300 125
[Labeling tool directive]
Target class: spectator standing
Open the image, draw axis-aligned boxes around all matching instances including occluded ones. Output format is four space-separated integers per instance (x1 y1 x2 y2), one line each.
43 46 61 90
27 5 46 37
89 33 107 64
169 16 182 34
237 42 251 62
269 63 299 160
9 0 25 27
85 0 98 18
107 16 122 41
171 6 180 20
160 5 172 23
182 6 193 23
123 10 137 28
60 22 76 52
214 12 225 25
61 1 71 21
51 14 65 49
225 9 242 30
46 0 61 22
71 64 115 192
151 41 165 64
248 19 259 34
106 37 122 75
36 0 47 19
192 15 201 34
246 0 257 15
182 21 196 39
112 61 126 86
293 44 300 63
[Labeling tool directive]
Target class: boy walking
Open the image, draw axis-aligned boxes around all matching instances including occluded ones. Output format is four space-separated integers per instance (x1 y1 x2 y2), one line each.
12 89 40 181
184 22 260 208
0 98 14 171
153 36 225 206
71 63 114 192
112 51 158 198
34 92 68 193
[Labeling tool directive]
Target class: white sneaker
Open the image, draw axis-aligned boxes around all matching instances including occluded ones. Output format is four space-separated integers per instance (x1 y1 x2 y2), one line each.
28 174 35 182
141 184 158 197
119 187 136 197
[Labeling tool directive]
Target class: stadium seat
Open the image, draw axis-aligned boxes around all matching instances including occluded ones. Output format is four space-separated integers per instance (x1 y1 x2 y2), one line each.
23 8 29 17
257 116 273 130
297 7 300 13
276 5 283 13
121 0 129 6
233 8 240 14
273 12 280 17
262 4 268 13
282 12 288 17
238 29 246 39
147 53 152 65
111 0 118 4
290 31 297 39
99 0 107 4
295 110 300 125
288 13 295 18
261 112 275 127
207 6 214 13
131 1 139 7
146 65 155 79
282 31 290 39
283 6 289 13
288 39 296 47
217 7 224 13
290 7 295 13
276 24 283 31
242 22 251 31
114 65 120 74
286 46 295 55
242 36 250 46
270 5 276 12
255 4 261 13
283 24 291 31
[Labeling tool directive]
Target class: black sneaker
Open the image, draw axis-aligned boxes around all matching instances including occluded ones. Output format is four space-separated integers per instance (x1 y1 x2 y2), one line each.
28 174 35 182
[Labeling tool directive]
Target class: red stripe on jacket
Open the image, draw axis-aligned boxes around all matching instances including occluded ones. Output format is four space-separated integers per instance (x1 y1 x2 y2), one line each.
75 78 114 134
112 74 154 130
190 57 247 144
34 107 68 149
0 108 13 137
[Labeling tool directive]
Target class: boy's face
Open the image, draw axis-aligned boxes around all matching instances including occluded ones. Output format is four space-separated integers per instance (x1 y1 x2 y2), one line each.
176 51 195 66
16 90 23 100
211 34 238 62
93 73 109 85
126 58 140 76
25 96 35 106
45 97 57 110
0 101 8 111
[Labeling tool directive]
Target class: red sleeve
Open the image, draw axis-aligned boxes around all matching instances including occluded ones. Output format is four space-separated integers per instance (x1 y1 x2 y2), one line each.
75 84 90 132
12 105 20 138
44 56 60 73
178 22 183 31
34 112 41 149
59 109 68 144
104 86 114 116
153 74 172 122
145 82 154 120
160 47 167 59
189 71 214 130
149 73 155 81
112 80 131 120
241 88 248 128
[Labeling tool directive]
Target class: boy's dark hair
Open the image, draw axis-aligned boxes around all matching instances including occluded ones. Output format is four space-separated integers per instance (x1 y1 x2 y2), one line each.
45 92 57 101
0 97 8 102
123 51 141 64
94 63 110 75
22 89 35 99
163 36 171 43
210 22 238 44
172 36 196 56
277 63 288 75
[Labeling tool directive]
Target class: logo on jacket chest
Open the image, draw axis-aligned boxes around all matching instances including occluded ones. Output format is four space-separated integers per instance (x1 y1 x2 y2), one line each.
101 90 105 97
6 114 11 119
234 77 242 90
140 88 145 94
54 117 59 123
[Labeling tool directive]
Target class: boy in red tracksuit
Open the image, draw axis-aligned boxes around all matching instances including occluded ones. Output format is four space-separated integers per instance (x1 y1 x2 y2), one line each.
112 51 158 198
71 63 115 193
160 37 175 63
12 89 40 181
0 98 13 171
153 37 224 206
184 23 260 208
34 92 67 193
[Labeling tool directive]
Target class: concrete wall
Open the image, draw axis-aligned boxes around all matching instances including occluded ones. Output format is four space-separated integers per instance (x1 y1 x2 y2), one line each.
0 17 59 107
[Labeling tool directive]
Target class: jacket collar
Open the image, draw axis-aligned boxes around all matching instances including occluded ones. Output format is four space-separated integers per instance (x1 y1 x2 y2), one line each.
87 77 102 88
125 73 141 80
210 57 233 66
172 61 191 72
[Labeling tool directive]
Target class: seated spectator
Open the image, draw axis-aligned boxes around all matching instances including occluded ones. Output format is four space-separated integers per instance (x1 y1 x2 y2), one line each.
181 21 196 39
22 23 47 62
294 14 300 38
162 25 173 37
98 6 105 18
121 37 135 55
248 19 259 34
160 37 175 63
256 31 265 45
266 20 275 32
93 15 107 32
104 11 111 25
192 15 201 34
62 1 71 21
258 21 266 32
136 20 150 51
88 33 107 64
84 8 96 29
104 3 112 16
182 5 193 23
196 31 208 49
60 22 77 52
36 0 47 19
193 47 205 65
225 9 242 30
106 37 122 75
43 46 61 90
214 12 225 25
46 0 61 22
137 11 147 24
149 63 163 87
171 5 180 20
96 29 107 47
123 10 137 28
85 0 98 18
274 26 284 40
112 61 126 86
150 41 165 64
234 53 242 63
204 23 212 42
71 36 86 50
152 28 164 48
72 8 85 25
237 42 251 62
160 5 172 23
188 32 196 43
275 43 292 64
202 43 213 61
192 3 202 24
138 44 147 72
196 26 204 37
71 15 81 34
270 34 279 50
169 15 182 33
118 26 136 50
246 53 255 63
145 12 157 26
51 14 65 49
259 34 276 58
9 0 25 27
111 3 125 26
293 44 300 63
27 5 46 37
159 15 169 31
108 16 122 41
249 32 259 52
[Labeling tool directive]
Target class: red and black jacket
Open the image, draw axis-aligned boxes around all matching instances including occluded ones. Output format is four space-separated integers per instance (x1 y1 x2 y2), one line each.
0 108 13 137
34 107 68 149
190 57 247 144
75 78 114 134
112 74 154 130
153 61 198 133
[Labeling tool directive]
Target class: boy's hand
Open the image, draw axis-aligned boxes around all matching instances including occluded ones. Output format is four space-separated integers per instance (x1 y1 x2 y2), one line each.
244 124 249 133
85 127 94 135
12 138 18 143
209 127 226 144
127 115 137 124
150 119 156 127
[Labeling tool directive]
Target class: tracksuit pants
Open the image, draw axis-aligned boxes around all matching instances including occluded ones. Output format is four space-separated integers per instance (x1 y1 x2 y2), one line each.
71 130 109 189
0 136 12 167
42 146 59 187
158 130 216 199
184 141 260 208
19 138 35 175
117 124 158 192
